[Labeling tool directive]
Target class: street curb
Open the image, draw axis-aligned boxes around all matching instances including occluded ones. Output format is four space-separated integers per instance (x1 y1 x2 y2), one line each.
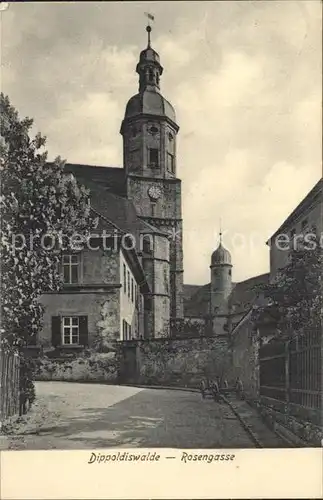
221 395 263 448
122 384 200 393
271 421 308 447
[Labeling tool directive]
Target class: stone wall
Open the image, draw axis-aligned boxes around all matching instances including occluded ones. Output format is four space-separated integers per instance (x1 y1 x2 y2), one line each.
118 335 231 388
230 312 259 399
33 350 119 383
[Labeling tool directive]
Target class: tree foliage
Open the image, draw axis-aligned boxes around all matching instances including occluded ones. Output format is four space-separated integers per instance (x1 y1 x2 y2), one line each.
170 318 206 338
252 232 322 339
0 94 95 348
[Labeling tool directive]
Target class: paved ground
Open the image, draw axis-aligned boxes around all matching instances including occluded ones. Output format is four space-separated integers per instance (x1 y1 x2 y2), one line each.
0 381 282 450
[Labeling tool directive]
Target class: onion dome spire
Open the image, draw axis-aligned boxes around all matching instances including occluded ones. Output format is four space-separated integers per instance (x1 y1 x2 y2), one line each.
211 228 232 266
136 23 163 93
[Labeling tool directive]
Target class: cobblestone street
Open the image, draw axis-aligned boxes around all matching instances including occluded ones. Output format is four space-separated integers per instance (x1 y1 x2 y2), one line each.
1 382 284 450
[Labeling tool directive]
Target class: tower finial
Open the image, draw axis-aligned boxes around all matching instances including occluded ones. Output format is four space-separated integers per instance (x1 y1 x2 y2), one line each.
144 12 155 47
146 25 152 47
219 218 222 243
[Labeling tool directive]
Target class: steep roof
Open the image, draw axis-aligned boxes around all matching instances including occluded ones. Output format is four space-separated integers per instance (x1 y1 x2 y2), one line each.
228 273 270 316
184 283 210 318
65 163 127 196
183 284 203 303
183 272 270 319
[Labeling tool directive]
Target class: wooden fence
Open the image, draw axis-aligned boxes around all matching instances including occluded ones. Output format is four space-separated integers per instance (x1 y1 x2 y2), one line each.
259 328 322 424
0 348 20 425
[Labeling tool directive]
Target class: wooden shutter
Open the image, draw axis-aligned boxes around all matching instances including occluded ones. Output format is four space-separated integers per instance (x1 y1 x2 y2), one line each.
79 316 88 346
51 316 61 347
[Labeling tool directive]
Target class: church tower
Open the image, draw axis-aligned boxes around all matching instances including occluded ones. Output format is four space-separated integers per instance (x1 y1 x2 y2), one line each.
210 233 232 335
120 25 184 330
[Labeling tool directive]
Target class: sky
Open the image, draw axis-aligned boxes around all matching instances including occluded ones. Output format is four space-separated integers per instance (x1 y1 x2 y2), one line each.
1 1 322 285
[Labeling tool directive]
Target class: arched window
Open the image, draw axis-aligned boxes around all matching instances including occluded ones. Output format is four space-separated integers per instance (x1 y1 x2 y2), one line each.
148 69 154 82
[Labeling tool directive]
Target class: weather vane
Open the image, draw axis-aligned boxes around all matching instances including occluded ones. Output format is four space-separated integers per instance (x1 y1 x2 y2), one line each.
144 11 155 47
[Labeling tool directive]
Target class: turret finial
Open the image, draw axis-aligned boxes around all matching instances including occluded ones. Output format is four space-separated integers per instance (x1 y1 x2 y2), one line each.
219 218 222 243
144 12 155 47
146 25 152 47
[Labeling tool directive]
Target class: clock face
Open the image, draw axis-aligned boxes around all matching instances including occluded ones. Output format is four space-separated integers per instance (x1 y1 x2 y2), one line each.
148 185 162 201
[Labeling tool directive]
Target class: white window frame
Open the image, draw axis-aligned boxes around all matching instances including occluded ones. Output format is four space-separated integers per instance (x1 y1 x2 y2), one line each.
62 316 80 345
63 254 80 284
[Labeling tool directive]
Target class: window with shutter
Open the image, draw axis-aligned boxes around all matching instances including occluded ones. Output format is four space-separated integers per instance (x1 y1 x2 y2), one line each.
79 316 88 346
51 316 61 347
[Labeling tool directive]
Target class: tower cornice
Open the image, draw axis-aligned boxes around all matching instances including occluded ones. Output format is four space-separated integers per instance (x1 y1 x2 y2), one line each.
120 112 179 135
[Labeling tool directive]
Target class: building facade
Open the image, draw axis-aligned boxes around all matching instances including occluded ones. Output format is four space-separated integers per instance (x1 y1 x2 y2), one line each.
267 179 322 281
35 26 183 351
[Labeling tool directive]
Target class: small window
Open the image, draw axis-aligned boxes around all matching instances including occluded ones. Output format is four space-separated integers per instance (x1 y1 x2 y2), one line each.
149 125 158 136
228 269 232 276
167 152 175 173
123 264 126 293
129 324 132 339
143 238 153 254
63 254 79 284
127 271 130 298
148 68 154 82
62 316 79 345
148 148 159 168
131 278 134 302
123 264 127 293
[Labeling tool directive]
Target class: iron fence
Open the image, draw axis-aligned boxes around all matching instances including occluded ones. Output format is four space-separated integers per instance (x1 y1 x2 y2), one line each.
259 328 322 423
0 348 20 425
